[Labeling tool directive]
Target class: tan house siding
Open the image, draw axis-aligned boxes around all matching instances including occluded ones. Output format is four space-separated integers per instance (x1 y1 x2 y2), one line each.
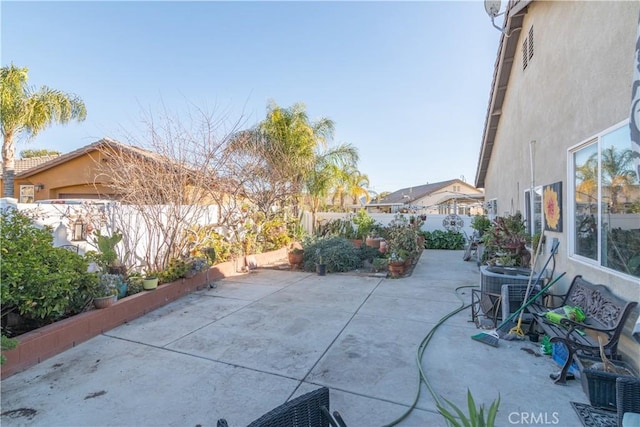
13 149 117 201
478 1 639 299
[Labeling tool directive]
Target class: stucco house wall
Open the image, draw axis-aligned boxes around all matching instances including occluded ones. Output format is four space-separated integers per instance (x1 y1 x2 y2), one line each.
481 0 639 296
477 1 639 364
15 150 116 200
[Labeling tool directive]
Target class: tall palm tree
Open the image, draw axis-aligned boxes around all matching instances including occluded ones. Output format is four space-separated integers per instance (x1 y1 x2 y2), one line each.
249 102 335 215
1 65 86 197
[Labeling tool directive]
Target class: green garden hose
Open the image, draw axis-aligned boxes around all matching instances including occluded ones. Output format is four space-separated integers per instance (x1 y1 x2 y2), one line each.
381 285 477 427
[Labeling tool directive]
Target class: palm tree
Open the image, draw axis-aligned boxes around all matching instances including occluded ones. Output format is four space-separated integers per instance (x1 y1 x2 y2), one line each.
1 65 86 197
600 146 638 213
344 167 371 209
331 165 370 210
305 144 359 231
248 101 335 216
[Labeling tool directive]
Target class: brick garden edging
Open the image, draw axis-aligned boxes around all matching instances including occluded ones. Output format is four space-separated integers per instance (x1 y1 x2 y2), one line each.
1 247 287 378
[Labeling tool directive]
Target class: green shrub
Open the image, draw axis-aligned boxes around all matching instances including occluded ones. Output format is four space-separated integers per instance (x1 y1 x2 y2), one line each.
159 257 190 283
358 245 382 263
423 229 465 250
258 217 292 252
126 273 145 296
185 225 235 262
302 237 362 273
1 210 97 325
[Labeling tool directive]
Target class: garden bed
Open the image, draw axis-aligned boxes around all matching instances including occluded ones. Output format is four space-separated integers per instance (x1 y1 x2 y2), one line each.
1 248 286 378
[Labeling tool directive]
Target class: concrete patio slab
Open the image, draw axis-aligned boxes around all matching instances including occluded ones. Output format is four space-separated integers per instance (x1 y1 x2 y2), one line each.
106 293 253 347
305 313 438 411
1 249 592 427
0 334 304 427
166 300 355 378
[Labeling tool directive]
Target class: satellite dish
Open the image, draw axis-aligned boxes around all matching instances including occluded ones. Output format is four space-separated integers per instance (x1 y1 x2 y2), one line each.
484 0 502 18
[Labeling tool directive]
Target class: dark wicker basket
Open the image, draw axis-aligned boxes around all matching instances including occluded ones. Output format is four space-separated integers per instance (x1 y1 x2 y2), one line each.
617 376 640 426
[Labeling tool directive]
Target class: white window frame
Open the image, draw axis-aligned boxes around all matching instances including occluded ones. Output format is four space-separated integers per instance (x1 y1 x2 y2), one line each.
486 198 498 221
524 185 544 237
19 185 35 203
567 119 639 279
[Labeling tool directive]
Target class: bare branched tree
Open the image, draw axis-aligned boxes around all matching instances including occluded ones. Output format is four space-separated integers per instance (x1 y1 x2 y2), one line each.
93 104 249 272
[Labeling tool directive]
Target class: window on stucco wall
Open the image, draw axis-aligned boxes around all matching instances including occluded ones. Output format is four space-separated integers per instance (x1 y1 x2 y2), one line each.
19 185 35 203
524 186 543 237
569 120 640 279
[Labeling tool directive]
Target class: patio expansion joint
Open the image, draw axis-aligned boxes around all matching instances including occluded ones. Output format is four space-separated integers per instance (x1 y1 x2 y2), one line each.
99 333 306 383
288 277 386 401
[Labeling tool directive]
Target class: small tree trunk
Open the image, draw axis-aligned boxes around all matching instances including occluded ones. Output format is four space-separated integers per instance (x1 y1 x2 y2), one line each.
2 134 16 198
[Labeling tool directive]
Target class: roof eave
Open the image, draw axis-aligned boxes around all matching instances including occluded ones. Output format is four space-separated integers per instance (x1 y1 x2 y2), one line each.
475 1 531 188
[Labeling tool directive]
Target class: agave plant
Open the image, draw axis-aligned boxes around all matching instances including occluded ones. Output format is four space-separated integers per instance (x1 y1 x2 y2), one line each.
437 389 500 427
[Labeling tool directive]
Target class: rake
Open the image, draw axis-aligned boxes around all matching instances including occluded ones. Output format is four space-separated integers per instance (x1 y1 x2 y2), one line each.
471 271 566 347
505 239 560 340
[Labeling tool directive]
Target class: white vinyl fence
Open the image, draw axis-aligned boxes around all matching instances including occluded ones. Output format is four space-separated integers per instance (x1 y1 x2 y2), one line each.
0 198 221 270
302 211 476 237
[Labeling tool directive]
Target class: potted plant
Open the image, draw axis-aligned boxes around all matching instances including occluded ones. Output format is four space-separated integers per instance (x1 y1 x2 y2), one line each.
288 247 304 268
482 213 531 267
93 273 120 309
353 209 376 247
93 230 126 275
365 231 383 249
388 251 407 276
386 214 420 264
143 272 159 290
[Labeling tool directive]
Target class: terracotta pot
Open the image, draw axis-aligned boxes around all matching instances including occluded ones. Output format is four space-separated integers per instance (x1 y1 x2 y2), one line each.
288 252 304 266
366 237 381 248
351 239 363 248
379 241 388 254
388 263 405 276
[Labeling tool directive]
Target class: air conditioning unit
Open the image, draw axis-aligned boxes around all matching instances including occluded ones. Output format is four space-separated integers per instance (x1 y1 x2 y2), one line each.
480 265 532 295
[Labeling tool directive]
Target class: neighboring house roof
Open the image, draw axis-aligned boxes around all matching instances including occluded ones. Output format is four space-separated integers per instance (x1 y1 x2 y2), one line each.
0 155 60 175
475 0 532 188
16 138 162 179
381 179 475 204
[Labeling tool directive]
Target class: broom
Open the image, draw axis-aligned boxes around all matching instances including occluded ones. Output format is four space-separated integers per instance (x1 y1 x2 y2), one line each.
471 271 566 347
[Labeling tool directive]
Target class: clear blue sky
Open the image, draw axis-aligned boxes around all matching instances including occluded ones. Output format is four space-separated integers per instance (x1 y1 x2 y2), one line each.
1 1 502 194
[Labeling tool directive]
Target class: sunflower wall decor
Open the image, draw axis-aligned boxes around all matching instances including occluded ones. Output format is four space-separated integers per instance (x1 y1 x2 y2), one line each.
543 182 563 232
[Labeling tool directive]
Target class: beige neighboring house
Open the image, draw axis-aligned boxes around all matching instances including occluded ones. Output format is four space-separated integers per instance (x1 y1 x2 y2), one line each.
0 155 60 202
474 0 639 359
371 179 484 215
